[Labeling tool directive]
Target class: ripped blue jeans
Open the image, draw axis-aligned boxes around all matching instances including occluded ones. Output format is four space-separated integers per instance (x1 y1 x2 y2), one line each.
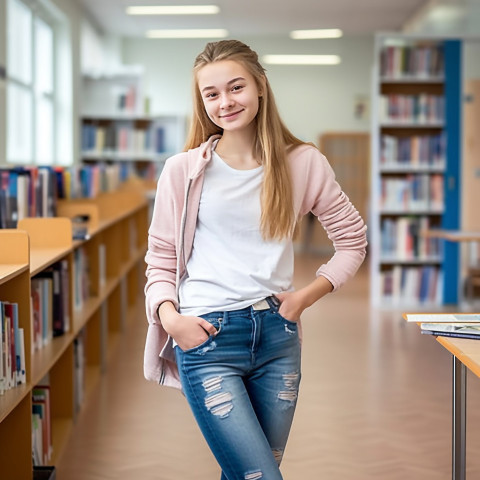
174 297 301 480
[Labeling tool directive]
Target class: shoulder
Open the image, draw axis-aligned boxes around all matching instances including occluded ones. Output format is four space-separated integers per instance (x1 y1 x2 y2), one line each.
162 135 219 178
162 146 202 175
288 143 331 172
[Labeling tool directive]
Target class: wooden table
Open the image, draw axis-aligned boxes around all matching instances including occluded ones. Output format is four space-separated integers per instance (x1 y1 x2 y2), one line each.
435 336 480 480
405 311 480 479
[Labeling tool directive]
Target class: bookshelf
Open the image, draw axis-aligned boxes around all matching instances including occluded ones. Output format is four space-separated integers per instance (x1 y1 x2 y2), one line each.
370 33 462 308
81 71 187 183
81 114 187 182
0 187 148 478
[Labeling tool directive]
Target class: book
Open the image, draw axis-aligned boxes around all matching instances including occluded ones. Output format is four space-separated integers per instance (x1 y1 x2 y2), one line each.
0 301 5 394
17 328 26 384
33 260 70 339
421 322 480 340
32 385 52 464
32 413 44 466
404 313 480 323
3 302 17 387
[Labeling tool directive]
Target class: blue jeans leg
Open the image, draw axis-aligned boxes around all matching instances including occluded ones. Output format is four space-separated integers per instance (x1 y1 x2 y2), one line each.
174 305 301 480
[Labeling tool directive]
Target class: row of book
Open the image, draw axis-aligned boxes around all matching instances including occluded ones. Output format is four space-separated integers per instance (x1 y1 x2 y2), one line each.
0 163 130 229
32 333 85 467
381 216 442 261
82 123 168 155
380 173 444 212
381 133 446 167
73 247 91 312
117 85 137 113
379 94 444 124
31 260 70 353
0 167 57 229
32 385 52 466
380 44 444 79
0 301 26 395
381 265 442 305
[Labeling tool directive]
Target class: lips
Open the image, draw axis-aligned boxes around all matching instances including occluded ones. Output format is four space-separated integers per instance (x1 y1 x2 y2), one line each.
220 109 244 118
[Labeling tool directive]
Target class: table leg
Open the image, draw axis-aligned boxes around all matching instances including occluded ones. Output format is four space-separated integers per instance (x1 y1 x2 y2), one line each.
453 355 467 480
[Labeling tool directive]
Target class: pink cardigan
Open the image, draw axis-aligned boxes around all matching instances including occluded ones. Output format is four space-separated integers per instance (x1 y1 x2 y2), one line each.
144 135 367 389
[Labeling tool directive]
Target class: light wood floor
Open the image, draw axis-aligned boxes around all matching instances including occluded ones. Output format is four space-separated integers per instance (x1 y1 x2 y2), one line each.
56 253 480 479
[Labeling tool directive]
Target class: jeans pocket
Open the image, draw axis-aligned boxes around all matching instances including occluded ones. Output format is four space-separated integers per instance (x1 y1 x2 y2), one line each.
267 301 298 328
181 334 216 354
275 312 298 329
181 314 224 354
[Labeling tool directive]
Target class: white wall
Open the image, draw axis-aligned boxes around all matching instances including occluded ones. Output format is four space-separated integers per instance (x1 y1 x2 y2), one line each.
465 41 480 79
121 35 374 145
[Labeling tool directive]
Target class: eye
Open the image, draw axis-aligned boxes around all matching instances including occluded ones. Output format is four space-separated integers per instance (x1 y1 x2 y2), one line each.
205 92 218 99
231 85 244 92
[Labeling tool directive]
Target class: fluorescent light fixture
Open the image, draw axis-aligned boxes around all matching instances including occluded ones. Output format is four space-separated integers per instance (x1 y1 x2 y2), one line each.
146 29 228 38
127 5 220 15
262 55 341 65
290 29 343 39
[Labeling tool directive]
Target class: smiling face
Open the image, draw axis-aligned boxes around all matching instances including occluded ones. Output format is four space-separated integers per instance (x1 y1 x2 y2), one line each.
197 60 262 134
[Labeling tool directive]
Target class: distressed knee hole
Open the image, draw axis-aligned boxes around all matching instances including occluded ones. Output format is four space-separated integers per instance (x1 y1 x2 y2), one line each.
272 449 284 465
202 376 223 393
203 376 233 418
244 471 263 480
278 372 300 406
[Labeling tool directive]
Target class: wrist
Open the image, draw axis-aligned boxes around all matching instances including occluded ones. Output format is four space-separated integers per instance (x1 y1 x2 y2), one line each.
298 276 334 309
158 301 179 332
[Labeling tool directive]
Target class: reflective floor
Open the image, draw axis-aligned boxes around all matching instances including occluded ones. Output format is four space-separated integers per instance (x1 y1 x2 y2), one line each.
56 252 480 479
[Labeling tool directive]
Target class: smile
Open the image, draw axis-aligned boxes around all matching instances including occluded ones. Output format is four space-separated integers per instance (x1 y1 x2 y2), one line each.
220 109 244 118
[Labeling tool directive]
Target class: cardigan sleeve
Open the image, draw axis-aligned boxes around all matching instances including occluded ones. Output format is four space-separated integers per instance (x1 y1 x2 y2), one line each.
293 146 368 291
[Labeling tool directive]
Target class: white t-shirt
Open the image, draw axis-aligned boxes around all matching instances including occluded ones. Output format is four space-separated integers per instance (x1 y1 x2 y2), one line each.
178 149 294 316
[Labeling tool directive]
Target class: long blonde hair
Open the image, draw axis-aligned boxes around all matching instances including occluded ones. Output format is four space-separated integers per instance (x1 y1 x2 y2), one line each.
185 39 307 240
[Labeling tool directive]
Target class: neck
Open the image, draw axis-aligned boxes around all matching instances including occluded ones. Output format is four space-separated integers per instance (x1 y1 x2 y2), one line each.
215 127 259 169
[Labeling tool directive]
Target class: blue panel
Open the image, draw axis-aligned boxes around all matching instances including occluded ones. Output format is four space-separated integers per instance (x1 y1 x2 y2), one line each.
442 40 462 304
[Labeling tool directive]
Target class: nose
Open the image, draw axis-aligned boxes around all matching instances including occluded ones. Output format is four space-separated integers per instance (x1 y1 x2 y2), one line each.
219 92 234 109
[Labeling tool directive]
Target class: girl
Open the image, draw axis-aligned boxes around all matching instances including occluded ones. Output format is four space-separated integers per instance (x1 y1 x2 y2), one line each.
144 39 367 480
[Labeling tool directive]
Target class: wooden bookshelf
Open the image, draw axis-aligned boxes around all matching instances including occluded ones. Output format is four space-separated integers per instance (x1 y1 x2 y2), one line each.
0 188 149 479
0 230 32 479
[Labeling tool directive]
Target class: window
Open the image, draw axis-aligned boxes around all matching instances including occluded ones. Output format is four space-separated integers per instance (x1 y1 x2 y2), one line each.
6 0 71 165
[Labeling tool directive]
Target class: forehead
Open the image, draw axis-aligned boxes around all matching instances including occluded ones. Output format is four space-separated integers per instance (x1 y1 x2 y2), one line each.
197 60 253 88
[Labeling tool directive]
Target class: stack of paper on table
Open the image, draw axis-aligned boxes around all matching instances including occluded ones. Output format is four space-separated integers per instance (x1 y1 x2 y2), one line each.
404 313 480 340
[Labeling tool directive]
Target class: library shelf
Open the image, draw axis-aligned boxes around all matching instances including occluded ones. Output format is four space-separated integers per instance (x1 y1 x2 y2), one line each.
80 113 187 182
0 383 31 423
370 33 462 308
0 185 149 479
0 230 32 479
0 264 29 285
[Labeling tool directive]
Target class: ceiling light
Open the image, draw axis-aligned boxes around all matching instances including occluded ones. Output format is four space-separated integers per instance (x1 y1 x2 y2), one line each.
262 55 341 65
146 29 228 38
290 29 343 39
127 5 220 15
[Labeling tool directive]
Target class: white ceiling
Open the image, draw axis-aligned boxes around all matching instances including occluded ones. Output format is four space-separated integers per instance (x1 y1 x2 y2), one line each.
77 0 431 38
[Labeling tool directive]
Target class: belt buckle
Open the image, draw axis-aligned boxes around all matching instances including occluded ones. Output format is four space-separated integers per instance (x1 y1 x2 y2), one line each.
252 299 270 311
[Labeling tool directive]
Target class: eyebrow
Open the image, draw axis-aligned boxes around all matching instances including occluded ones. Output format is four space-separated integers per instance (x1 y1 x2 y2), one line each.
201 76 246 93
